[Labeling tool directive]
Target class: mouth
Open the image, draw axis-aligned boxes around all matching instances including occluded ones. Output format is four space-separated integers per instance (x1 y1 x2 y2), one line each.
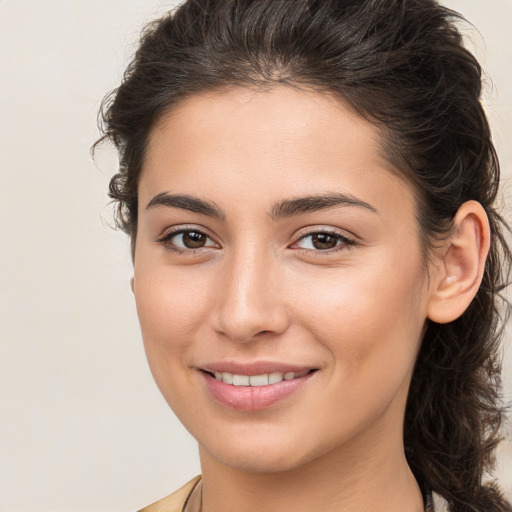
202 369 314 386
199 367 318 410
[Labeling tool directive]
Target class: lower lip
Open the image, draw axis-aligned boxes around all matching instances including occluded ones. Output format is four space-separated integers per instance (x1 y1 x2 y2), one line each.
201 371 315 411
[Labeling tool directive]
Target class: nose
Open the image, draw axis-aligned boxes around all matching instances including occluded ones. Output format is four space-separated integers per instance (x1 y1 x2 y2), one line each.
210 248 290 343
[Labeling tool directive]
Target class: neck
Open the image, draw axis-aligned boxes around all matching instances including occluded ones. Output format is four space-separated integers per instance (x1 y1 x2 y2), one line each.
198 427 424 512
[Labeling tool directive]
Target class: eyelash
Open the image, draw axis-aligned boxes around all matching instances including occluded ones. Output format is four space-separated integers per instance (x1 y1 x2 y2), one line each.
156 227 357 255
293 230 356 254
156 227 218 255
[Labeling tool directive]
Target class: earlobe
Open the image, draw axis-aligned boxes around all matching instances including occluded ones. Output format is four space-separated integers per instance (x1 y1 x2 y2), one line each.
427 201 490 324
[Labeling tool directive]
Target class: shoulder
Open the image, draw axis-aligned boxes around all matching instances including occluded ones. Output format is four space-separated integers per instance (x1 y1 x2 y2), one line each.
137 475 202 512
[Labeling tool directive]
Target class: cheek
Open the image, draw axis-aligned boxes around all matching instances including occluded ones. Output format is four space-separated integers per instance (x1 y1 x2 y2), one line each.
135 233 220 320
295 255 428 377
132 269 211 415
133 265 210 366
294 264 427 438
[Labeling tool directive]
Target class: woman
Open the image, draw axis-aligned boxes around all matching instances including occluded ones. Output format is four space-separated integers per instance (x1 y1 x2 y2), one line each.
96 0 511 510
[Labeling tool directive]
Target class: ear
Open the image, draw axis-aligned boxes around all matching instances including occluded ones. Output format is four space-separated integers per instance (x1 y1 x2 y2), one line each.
427 200 490 324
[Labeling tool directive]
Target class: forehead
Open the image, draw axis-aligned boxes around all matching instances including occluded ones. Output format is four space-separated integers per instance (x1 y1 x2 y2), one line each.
146 86 384 168
140 85 415 221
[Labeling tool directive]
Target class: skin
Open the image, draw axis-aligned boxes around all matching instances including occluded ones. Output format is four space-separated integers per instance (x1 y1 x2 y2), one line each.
132 86 489 512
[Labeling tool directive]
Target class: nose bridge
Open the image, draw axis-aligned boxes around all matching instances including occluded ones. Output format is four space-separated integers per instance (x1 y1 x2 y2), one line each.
212 241 288 343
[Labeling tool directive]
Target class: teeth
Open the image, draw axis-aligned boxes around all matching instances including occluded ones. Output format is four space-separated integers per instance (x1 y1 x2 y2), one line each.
269 372 284 384
232 374 250 386
249 374 269 386
213 370 309 386
222 372 233 384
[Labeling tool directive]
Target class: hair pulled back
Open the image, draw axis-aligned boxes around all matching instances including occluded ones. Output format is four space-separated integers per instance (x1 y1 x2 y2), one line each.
96 1 511 510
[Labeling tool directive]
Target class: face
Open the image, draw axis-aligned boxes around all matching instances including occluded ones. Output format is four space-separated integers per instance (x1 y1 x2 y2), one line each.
133 86 434 473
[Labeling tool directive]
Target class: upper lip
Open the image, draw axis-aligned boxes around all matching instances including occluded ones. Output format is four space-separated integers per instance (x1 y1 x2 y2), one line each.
199 361 317 376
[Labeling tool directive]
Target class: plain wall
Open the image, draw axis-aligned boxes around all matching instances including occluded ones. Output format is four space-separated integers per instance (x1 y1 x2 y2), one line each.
0 1 510 510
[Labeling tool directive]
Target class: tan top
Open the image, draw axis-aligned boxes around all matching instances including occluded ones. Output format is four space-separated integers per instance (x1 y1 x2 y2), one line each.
138 476 202 512
137 475 449 512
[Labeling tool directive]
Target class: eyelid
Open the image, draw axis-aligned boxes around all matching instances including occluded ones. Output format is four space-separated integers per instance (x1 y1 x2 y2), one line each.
156 225 220 252
155 224 357 255
290 227 357 252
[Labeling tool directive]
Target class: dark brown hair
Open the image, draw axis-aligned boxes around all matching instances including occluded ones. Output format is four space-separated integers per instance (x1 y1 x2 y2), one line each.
96 0 511 510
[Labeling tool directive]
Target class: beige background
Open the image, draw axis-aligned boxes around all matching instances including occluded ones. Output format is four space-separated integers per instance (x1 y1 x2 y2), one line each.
0 1 510 510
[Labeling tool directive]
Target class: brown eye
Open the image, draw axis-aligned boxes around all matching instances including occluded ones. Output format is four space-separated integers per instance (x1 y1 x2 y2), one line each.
294 231 356 252
311 233 338 250
180 231 207 248
159 229 217 252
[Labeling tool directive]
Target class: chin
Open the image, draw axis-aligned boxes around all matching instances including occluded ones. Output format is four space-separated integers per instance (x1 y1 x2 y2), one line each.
209 446 309 474
197 428 330 474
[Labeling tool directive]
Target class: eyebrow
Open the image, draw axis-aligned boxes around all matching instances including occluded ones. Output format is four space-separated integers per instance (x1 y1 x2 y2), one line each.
146 192 226 220
268 193 378 220
145 191 378 220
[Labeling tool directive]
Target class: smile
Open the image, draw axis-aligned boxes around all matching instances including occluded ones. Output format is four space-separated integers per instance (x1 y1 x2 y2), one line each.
212 370 311 386
200 367 317 410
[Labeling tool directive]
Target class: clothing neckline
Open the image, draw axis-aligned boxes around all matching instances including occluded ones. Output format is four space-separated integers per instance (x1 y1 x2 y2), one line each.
182 476 444 512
